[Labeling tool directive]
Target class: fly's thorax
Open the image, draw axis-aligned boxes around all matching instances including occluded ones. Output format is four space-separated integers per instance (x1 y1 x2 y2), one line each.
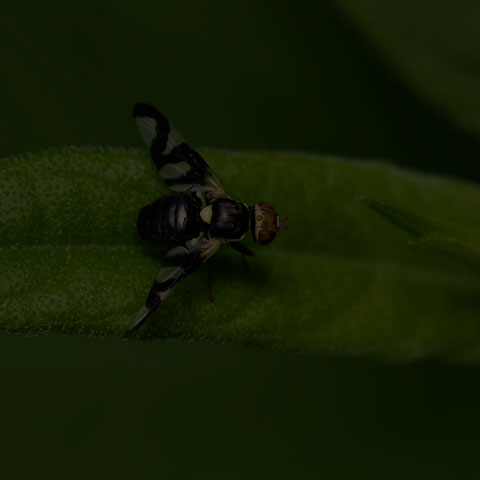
200 205 213 224
251 201 280 245
209 198 250 240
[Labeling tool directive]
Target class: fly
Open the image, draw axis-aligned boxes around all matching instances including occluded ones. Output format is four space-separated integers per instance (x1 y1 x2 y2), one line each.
126 103 288 337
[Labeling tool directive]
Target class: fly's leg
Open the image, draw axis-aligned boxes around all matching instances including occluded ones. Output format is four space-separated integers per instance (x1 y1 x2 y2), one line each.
230 242 255 257
208 263 214 303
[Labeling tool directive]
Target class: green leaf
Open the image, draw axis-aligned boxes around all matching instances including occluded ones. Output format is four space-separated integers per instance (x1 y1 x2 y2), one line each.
1 147 480 362
358 196 480 270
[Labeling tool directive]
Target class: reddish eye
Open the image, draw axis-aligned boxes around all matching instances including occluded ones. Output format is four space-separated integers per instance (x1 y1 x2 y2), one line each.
256 215 263 222
257 229 277 245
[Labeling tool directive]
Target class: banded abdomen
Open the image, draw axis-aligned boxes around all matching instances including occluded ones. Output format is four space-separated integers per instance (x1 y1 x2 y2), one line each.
137 193 201 243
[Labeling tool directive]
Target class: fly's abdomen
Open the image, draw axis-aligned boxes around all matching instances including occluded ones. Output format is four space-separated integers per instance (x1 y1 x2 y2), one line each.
137 193 200 243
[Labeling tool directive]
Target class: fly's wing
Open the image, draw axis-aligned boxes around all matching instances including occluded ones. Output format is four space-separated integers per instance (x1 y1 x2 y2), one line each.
125 235 222 337
133 103 225 201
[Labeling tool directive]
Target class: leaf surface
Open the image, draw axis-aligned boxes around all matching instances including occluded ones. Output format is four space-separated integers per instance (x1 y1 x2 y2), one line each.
1 147 480 361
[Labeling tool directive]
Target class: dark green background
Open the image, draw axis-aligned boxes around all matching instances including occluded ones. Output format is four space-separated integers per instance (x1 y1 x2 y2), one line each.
1 1 480 477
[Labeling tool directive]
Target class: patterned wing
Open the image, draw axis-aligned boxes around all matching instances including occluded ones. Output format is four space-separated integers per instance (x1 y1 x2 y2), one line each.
126 235 222 337
133 103 225 201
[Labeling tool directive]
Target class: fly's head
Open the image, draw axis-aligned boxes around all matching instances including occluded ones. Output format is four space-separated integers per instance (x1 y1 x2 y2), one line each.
250 201 289 245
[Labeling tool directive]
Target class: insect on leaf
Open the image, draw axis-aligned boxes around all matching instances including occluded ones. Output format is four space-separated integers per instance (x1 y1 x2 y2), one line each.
1 147 480 362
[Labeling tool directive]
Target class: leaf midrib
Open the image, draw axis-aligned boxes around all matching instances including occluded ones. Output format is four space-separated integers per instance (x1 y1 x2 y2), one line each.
3 244 480 288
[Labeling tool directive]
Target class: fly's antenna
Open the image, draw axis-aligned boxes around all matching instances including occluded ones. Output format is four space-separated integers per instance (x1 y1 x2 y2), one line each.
279 216 291 231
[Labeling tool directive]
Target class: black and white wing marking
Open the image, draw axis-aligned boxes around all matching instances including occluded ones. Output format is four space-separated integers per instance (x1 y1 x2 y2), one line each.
133 103 225 201
126 234 222 337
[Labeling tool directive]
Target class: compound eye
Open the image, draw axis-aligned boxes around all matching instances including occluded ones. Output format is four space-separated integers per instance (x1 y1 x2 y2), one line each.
257 229 277 245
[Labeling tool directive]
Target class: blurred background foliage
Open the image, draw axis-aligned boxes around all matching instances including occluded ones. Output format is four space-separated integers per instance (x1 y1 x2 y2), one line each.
1 0 480 477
